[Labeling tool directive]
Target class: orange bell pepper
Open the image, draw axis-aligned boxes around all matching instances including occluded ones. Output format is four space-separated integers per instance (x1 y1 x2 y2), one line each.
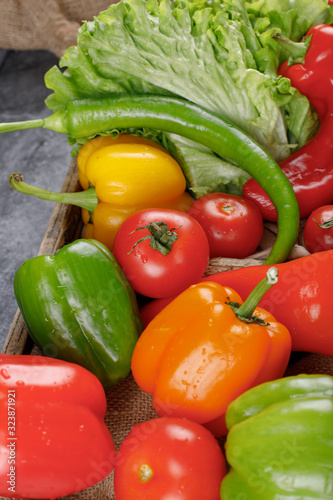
131 269 291 436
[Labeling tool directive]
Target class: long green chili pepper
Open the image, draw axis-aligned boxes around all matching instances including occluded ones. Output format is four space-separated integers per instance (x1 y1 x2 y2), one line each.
0 94 299 264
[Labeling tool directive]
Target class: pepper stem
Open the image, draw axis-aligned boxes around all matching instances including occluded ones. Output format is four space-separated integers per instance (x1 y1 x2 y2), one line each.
8 173 98 213
272 32 310 65
228 267 278 324
0 119 44 132
0 111 67 134
237 267 278 319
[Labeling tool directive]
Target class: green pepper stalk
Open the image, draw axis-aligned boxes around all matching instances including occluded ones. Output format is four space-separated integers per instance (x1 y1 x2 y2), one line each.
2 94 299 265
272 32 310 64
227 267 278 325
9 173 98 213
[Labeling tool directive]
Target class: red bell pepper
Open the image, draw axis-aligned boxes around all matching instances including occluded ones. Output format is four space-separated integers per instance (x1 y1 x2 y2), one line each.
243 24 333 221
0 354 115 499
140 250 333 357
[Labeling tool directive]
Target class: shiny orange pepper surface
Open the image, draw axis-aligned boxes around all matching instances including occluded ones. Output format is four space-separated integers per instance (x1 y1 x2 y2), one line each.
77 134 193 249
131 281 291 436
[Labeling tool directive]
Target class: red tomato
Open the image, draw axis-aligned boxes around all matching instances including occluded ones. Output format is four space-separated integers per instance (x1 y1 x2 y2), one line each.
113 208 210 298
187 193 263 258
113 417 227 500
303 205 333 253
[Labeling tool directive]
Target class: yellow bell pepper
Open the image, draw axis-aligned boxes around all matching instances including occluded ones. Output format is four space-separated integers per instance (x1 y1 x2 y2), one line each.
9 134 193 251
78 134 193 249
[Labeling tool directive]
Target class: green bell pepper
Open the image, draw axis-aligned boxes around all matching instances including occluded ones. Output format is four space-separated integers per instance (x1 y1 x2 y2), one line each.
221 374 333 499
14 239 143 390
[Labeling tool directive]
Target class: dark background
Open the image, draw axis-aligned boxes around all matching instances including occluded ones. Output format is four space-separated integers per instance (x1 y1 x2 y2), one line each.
0 49 71 350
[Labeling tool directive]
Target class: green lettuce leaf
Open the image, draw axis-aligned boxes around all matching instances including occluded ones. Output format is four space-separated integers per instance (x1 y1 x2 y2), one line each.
72 0 292 158
164 133 251 196
44 0 323 196
246 0 333 42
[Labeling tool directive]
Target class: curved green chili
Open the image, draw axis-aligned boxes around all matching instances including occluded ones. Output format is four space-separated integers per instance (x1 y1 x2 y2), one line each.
1 94 299 264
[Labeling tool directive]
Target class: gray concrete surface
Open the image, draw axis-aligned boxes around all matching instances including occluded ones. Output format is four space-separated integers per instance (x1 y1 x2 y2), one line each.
0 50 71 350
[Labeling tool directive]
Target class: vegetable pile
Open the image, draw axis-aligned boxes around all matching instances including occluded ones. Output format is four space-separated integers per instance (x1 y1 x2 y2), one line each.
1 0 333 498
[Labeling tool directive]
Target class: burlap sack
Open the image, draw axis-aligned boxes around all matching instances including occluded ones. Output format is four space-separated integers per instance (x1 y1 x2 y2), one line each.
0 0 116 58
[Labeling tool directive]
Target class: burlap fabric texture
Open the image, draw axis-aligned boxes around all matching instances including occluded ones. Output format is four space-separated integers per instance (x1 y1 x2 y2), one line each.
0 0 116 58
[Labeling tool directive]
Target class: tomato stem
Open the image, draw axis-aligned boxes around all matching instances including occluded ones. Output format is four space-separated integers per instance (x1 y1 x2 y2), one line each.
139 464 154 483
315 216 333 229
128 221 180 256
221 203 234 214
227 267 278 325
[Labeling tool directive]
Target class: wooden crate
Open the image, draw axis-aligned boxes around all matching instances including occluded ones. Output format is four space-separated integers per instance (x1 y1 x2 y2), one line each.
2 159 333 500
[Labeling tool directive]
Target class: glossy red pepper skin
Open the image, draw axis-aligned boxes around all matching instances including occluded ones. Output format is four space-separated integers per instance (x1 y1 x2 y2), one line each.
243 24 333 221
200 253 333 357
0 355 115 499
140 250 333 357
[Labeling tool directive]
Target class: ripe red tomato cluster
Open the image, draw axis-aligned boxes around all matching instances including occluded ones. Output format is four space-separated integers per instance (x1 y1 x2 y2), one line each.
113 193 264 300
